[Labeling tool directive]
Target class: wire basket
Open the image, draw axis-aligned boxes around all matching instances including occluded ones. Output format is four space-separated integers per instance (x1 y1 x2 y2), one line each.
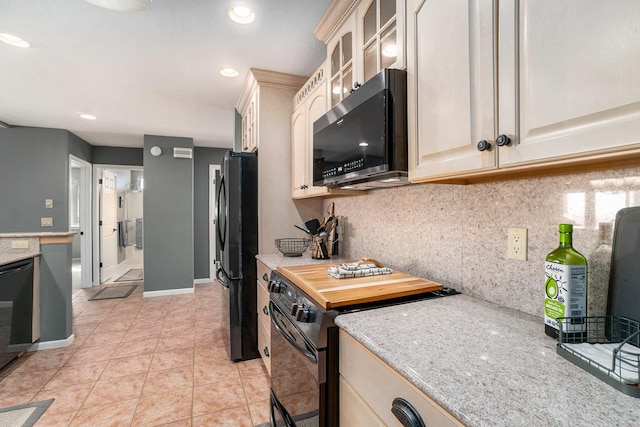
556 315 640 397
274 238 311 257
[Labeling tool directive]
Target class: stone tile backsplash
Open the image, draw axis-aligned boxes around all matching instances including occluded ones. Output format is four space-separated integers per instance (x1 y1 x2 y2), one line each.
327 166 640 318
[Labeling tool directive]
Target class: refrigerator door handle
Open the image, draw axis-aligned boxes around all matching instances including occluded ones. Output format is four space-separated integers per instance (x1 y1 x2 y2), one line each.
216 266 242 288
216 175 227 251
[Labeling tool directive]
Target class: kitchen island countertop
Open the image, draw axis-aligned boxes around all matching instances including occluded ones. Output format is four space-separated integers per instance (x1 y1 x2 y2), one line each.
335 294 640 427
0 252 40 266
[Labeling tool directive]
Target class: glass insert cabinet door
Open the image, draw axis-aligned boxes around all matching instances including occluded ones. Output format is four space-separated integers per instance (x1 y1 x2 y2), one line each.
363 0 397 82
330 32 353 107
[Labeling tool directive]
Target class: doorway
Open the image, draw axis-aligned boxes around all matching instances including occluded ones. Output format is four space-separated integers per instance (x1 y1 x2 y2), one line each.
69 156 92 289
209 164 221 280
93 166 144 285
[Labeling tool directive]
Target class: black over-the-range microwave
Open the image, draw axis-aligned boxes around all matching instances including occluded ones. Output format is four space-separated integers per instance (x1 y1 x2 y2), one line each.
312 68 408 190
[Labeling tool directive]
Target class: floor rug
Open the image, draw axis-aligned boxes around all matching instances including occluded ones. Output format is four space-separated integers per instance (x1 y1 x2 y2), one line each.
88 284 137 301
113 268 143 282
0 399 54 427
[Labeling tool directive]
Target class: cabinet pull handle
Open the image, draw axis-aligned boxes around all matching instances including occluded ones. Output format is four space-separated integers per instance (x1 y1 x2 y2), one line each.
477 140 491 152
262 273 268 281
263 346 270 357
391 398 425 427
263 306 268 315
496 134 512 146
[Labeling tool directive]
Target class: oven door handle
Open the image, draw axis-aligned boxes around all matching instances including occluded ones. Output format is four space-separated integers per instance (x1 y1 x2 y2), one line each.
269 301 317 364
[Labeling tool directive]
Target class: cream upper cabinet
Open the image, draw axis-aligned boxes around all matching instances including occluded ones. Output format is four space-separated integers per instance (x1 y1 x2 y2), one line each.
498 0 640 168
355 0 405 84
327 13 356 107
408 0 640 183
407 0 497 181
240 90 258 153
291 63 357 199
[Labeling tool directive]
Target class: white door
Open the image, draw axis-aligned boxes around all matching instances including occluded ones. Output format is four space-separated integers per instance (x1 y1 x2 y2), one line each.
100 169 118 282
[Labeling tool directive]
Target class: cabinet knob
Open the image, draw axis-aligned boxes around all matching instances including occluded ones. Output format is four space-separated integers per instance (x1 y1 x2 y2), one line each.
262 273 268 281
496 134 512 146
263 306 268 316
477 140 491 152
391 397 426 427
263 346 270 357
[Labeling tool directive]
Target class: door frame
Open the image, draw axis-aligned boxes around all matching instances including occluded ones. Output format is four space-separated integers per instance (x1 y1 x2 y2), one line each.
209 164 221 281
69 155 93 288
92 164 144 285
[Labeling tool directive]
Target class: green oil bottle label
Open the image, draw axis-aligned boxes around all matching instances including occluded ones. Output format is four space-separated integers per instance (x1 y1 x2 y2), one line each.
544 262 586 332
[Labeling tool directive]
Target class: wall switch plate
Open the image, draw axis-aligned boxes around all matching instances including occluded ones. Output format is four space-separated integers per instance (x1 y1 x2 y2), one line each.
45 199 53 208
508 227 528 261
11 240 29 249
41 217 53 227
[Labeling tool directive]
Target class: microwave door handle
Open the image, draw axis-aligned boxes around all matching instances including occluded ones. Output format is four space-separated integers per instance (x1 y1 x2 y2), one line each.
269 301 317 363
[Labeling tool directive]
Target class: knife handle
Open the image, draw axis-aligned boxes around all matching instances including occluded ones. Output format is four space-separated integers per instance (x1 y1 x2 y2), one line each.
360 258 383 268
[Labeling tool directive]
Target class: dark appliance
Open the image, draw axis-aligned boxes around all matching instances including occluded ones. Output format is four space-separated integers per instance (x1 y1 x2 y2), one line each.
268 270 457 426
0 257 38 369
215 151 260 361
313 68 407 190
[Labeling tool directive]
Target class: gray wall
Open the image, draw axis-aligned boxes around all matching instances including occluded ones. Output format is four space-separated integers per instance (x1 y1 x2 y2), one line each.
0 127 72 232
143 135 194 292
93 146 143 166
234 109 242 152
193 147 228 279
39 244 73 341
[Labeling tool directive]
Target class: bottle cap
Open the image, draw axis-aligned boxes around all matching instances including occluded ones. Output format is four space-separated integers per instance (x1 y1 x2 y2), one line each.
559 224 573 232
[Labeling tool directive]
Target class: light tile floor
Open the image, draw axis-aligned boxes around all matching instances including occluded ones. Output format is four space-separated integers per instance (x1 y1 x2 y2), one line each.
0 281 271 426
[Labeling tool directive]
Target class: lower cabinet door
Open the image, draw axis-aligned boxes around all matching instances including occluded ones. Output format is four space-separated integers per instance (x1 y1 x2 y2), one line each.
257 317 271 375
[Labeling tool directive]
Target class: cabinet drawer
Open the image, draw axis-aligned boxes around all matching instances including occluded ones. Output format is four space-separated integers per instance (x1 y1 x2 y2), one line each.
340 331 462 427
258 314 271 375
257 281 270 324
257 260 271 291
340 376 385 426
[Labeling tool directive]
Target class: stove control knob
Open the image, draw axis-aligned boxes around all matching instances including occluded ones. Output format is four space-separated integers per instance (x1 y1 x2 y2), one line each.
290 302 299 316
295 304 306 321
268 280 285 293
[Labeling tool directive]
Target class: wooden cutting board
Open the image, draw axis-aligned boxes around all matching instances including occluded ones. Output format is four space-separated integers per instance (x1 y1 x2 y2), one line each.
276 262 443 310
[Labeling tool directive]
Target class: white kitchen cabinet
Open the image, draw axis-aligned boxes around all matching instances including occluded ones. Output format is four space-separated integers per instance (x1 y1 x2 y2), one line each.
317 0 405 106
291 63 359 199
256 260 271 375
355 0 405 84
339 330 463 427
408 0 640 183
236 69 323 254
240 90 258 153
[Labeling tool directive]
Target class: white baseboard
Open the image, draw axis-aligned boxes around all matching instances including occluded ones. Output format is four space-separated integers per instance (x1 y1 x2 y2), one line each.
143 287 194 298
193 278 213 285
29 334 75 351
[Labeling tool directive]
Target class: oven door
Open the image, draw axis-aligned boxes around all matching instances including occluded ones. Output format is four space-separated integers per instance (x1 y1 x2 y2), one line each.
269 300 320 426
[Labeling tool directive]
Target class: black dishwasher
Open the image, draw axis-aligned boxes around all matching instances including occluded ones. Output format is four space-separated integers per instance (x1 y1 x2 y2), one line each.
0 258 36 369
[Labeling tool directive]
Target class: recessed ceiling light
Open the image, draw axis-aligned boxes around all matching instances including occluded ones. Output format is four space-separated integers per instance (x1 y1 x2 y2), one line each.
220 67 239 78
79 114 97 120
0 33 30 48
82 0 152 12
228 5 255 24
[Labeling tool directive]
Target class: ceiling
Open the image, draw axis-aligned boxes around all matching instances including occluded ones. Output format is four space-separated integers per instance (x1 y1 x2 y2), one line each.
0 0 333 148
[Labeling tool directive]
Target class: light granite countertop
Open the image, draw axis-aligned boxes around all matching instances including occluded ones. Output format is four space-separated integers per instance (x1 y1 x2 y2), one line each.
0 232 76 238
256 253 349 271
335 294 640 427
0 252 40 266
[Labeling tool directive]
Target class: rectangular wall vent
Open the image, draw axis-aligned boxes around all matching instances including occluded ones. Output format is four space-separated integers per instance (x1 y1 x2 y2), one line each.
173 147 193 159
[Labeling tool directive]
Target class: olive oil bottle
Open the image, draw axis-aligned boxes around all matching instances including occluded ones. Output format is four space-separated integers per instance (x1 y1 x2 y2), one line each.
544 224 588 340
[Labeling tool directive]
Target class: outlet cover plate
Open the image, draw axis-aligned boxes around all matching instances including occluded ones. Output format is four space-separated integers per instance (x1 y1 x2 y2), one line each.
508 227 528 261
11 240 29 249
41 217 53 227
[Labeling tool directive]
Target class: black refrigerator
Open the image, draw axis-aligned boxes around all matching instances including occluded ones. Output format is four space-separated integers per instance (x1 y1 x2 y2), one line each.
215 151 260 361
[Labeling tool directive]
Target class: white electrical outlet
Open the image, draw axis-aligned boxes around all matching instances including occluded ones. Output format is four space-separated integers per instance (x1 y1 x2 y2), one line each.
41 217 53 227
508 228 528 261
45 199 53 208
11 240 29 249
